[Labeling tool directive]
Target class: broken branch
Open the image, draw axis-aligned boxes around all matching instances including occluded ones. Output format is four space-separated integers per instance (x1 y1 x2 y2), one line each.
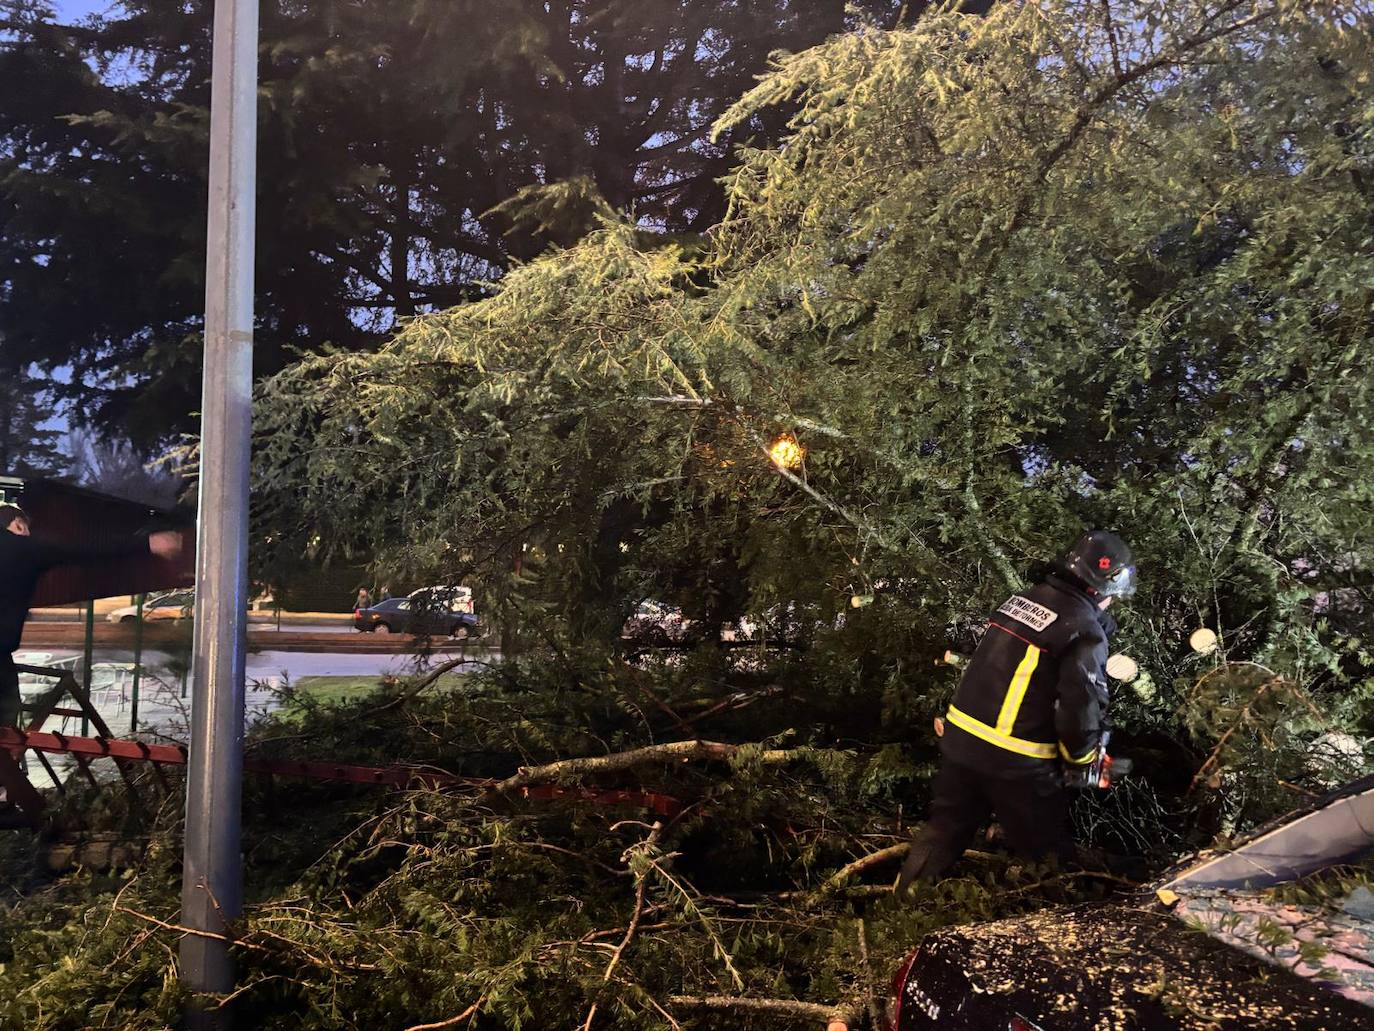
479 739 806 804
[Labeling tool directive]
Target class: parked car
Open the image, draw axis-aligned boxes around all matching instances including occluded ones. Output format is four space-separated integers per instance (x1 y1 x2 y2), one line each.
886 776 1374 1030
621 600 694 647
106 590 195 623
724 602 841 644
354 596 480 639
408 585 474 614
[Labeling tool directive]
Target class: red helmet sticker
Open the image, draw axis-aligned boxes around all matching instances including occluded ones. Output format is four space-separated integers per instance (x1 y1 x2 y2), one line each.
1098 557 1112 570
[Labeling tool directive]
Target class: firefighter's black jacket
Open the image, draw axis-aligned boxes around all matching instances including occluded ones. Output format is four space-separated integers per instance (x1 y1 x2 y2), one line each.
941 574 1112 777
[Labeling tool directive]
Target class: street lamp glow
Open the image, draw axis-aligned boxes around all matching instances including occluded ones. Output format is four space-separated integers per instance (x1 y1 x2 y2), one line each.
769 433 805 470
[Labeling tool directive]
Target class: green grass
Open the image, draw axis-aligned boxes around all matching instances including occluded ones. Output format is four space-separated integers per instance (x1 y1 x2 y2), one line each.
291 676 391 705
274 673 472 720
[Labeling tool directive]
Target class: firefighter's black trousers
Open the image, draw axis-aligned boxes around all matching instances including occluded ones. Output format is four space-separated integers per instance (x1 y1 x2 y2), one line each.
899 757 1073 890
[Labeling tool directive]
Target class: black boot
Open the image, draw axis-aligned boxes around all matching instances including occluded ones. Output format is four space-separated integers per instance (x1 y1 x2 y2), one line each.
894 837 937 901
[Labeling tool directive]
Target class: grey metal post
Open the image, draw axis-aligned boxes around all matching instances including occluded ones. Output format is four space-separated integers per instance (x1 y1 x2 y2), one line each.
129 593 145 734
80 599 94 736
180 0 258 1020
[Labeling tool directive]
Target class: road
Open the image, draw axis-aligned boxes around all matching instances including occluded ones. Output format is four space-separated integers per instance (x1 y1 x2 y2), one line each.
30 611 358 634
19 620 484 653
15 647 491 681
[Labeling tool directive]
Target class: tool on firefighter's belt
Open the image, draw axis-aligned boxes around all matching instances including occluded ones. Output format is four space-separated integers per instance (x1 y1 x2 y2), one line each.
1065 731 1132 789
1066 746 1112 789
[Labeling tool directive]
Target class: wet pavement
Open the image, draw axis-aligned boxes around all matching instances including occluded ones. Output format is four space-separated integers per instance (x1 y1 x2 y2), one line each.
16 646 489 684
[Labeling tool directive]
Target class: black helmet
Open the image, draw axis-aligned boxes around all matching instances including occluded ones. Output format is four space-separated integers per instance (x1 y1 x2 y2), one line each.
1057 530 1136 598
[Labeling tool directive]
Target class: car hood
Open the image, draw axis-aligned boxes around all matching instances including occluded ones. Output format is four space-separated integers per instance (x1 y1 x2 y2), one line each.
1161 776 1374 894
1138 776 1374 1013
899 780 1374 1029
917 904 1373 1029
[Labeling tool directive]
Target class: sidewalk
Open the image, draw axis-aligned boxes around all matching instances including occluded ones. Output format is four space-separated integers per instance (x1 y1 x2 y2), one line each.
30 598 354 626
20 621 484 653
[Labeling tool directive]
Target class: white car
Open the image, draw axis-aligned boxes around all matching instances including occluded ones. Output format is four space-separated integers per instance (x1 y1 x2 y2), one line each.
725 602 840 644
106 590 195 623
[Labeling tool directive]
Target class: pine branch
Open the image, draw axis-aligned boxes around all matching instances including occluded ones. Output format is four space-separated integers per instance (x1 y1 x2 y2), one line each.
478 739 808 804
367 656 470 714
648 855 747 991
745 426 893 551
855 917 883 1030
113 906 255 949
961 472 1023 591
668 994 861 1024
1187 671 1325 791
581 820 664 1031
811 842 910 900
402 997 485 1031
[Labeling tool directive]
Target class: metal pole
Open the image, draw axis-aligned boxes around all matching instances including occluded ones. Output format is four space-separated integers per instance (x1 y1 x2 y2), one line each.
80 599 94 736
130 594 145 734
180 0 258 1021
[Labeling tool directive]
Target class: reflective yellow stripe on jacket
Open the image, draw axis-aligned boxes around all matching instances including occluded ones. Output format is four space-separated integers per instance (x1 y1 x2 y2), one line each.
945 705 1057 760
995 644 1041 735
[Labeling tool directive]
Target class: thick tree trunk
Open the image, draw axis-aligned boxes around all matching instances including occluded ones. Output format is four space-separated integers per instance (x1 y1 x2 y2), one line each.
390 165 415 319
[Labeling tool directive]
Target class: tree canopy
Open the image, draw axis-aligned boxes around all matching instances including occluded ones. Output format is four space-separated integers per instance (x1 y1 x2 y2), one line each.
257 0 1374 716
0 0 908 442
0 373 66 476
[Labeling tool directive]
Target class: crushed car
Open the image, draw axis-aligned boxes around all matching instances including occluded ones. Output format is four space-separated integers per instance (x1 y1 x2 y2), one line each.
887 775 1374 1030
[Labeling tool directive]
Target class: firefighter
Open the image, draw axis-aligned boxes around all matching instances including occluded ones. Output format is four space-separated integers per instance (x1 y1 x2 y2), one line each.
895 530 1135 897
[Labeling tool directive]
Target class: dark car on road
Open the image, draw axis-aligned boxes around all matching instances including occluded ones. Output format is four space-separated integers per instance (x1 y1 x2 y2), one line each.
354 597 480 639
887 776 1374 1030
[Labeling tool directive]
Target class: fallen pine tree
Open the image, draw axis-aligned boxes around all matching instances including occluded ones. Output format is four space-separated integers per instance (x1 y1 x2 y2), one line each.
0 662 1148 1031
2 637 1348 1030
